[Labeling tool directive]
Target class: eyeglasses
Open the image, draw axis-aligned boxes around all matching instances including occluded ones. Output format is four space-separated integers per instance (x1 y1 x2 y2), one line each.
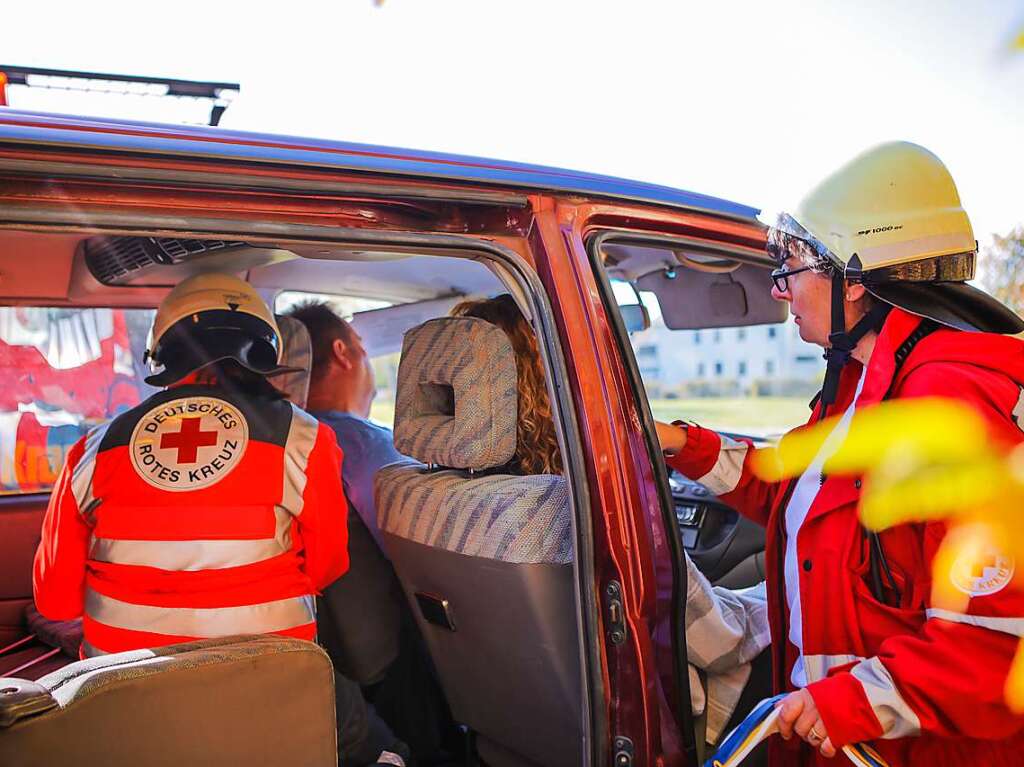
770 264 815 292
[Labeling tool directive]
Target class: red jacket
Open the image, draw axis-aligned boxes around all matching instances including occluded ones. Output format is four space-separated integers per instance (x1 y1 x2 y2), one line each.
668 309 1024 766
33 383 349 656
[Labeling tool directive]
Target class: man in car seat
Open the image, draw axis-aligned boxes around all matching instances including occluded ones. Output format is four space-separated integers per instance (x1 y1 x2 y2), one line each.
284 301 403 549
32 273 409 767
286 301 448 761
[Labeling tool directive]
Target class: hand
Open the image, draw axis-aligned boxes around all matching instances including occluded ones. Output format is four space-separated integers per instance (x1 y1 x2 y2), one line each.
655 420 687 454
775 689 836 758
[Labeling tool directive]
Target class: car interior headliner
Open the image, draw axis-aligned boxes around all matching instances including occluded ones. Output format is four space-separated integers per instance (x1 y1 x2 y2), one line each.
0 227 784 335
0 228 499 308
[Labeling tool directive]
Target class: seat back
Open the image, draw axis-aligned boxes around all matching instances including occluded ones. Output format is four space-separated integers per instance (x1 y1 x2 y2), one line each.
0 635 336 767
376 317 580 767
275 314 312 407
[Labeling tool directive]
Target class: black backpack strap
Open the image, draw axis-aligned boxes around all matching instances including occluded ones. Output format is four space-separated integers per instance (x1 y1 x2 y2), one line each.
865 318 942 606
882 319 940 401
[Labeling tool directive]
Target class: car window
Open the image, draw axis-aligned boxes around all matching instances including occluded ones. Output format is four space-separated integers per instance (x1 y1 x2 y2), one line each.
0 307 156 494
611 279 824 440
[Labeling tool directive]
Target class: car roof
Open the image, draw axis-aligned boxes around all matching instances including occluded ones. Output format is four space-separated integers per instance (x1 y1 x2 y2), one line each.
0 109 760 221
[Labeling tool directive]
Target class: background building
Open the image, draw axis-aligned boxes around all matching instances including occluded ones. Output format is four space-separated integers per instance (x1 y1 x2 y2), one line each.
630 317 824 398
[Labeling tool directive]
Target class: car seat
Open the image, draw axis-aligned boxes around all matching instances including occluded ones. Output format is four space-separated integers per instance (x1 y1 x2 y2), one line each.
0 634 336 767
375 316 580 767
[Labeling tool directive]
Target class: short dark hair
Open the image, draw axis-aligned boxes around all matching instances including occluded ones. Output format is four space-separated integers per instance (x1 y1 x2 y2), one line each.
283 301 357 379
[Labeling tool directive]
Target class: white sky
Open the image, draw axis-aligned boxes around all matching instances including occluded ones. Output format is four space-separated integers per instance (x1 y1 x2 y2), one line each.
5 0 1023 247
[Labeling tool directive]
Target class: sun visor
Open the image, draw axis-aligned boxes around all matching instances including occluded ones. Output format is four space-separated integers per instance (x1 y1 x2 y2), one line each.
637 262 787 330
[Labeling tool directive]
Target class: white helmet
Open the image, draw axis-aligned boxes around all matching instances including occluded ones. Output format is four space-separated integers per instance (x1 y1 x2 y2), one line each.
145 272 298 386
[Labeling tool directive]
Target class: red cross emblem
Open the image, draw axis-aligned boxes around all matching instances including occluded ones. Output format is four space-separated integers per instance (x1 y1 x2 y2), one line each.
160 417 218 464
970 555 999 580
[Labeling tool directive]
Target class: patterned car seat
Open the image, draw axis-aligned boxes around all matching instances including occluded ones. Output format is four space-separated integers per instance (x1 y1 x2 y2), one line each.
274 315 312 407
375 316 581 767
0 635 337 766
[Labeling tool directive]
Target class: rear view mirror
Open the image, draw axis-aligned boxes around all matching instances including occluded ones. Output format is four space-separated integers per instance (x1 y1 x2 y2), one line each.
619 303 651 334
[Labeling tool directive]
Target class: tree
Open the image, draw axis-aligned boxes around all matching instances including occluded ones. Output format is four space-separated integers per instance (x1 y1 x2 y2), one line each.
980 227 1024 319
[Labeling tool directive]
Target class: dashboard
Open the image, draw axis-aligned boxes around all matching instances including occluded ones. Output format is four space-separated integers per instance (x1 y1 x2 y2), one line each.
669 469 766 588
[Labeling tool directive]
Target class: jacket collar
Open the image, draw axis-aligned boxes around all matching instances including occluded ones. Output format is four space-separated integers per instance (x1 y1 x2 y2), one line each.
808 308 930 421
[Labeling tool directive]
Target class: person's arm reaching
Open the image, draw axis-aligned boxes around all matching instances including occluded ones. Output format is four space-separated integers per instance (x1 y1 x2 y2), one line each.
685 553 770 674
657 420 782 528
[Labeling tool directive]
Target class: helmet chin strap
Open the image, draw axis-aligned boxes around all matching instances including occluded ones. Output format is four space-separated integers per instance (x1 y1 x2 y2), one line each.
818 270 891 421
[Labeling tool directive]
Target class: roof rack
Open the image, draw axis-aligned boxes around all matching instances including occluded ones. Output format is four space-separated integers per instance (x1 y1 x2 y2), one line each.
0 65 239 126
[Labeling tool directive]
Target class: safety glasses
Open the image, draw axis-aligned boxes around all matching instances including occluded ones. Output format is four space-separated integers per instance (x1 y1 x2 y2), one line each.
769 264 815 292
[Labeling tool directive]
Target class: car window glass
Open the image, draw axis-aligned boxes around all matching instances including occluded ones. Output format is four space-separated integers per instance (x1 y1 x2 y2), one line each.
610 279 824 440
0 307 157 495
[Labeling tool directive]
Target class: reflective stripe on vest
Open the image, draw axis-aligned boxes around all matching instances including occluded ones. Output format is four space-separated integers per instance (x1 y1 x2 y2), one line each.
282 403 319 517
84 590 316 639
803 652 865 683
89 506 295 570
72 422 111 515
926 608 1024 637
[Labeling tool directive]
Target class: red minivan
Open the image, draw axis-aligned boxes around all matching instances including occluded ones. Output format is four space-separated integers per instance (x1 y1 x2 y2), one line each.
0 110 795 767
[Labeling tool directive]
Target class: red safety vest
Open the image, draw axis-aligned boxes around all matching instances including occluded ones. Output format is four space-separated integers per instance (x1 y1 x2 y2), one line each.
669 309 1024 766
34 383 349 656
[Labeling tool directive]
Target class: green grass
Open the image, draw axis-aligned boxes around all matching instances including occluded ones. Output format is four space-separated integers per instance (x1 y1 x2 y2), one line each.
371 396 809 439
649 397 811 437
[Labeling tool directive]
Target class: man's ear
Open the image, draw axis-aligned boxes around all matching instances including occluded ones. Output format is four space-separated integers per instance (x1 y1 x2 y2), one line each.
331 338 352 370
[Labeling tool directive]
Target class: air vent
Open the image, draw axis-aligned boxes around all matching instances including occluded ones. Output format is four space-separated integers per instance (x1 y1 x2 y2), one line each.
84 236 247 285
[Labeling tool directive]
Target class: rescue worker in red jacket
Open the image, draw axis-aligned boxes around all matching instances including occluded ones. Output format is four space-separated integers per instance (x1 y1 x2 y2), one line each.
33 272 408 766
658 142 1024 766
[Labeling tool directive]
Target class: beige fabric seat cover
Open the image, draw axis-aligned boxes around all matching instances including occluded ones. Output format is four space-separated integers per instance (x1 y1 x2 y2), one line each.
376 316 580 767
275 314 313 407
0 635 336 767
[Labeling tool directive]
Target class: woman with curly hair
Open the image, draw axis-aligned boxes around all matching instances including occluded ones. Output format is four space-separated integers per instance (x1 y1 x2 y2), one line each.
450 293 563 476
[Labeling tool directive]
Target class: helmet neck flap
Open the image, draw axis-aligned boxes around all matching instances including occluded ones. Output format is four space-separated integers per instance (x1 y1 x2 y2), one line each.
819 269 891 420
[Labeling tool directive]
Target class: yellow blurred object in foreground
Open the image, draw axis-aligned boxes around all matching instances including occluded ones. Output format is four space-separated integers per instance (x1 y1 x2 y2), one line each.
750 398 992 487
750 397 1024 711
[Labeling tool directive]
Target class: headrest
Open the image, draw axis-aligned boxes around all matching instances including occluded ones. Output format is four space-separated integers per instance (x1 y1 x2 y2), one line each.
275 315 312 408
393 317 517 470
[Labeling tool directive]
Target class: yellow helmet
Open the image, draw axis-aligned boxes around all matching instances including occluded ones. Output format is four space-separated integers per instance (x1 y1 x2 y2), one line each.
793 141 975 270
772 141 1023 334
145 272 297 386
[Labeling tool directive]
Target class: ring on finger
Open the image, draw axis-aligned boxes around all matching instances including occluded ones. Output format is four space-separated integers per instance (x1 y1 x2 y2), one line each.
809 725 824 743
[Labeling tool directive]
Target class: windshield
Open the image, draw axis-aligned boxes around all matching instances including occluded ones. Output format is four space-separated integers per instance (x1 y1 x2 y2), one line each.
611 280 823 440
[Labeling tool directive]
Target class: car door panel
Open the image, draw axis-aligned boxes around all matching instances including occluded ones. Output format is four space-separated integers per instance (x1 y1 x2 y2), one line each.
0 494 47 647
